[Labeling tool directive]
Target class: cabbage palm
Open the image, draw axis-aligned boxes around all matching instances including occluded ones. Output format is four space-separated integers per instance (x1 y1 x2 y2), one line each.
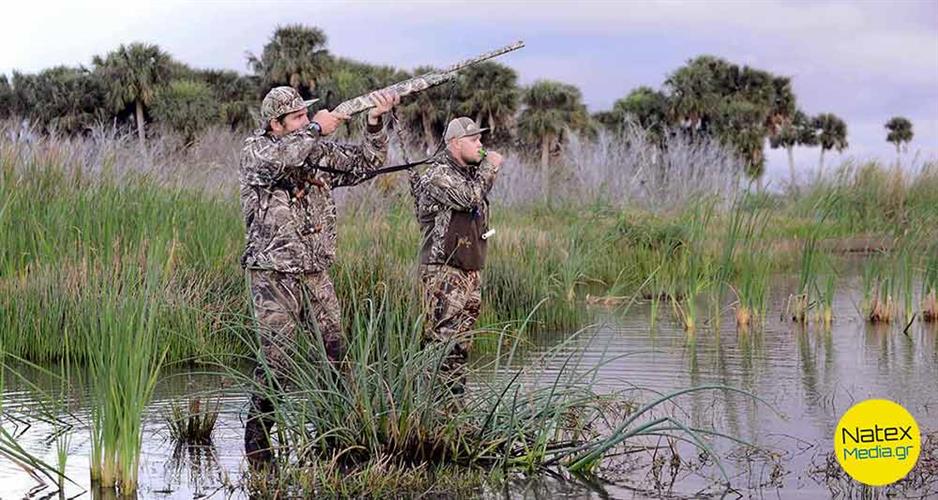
609 86 669 144
517 80 590 169
457 62 519 140
247 24 332 98
814 113 848 177
770 110 816 188
399 66 452 152
151 80 217 146
885 116 913 167
664 55 730 134
93 43 174 143
0 75 12 120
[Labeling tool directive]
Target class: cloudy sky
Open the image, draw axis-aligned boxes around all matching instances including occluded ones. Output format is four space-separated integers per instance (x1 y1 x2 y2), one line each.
4 0 936 182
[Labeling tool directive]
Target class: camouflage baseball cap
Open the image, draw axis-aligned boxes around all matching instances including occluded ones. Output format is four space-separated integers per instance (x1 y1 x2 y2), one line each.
444 117 488 142
260 86 319 122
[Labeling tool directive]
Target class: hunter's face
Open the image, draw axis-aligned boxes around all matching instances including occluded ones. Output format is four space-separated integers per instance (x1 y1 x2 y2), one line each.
270 109 310 137
455 134 484 164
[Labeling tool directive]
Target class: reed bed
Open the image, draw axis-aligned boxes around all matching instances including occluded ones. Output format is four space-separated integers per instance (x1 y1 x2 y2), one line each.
84 243 169 495
4 124 938 361
209 287 764 497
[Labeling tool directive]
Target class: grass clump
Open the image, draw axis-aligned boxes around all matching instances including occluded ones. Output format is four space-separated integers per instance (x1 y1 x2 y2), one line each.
209 285 761 497
166 396 220 445
84 243 170 496
863 259 897 324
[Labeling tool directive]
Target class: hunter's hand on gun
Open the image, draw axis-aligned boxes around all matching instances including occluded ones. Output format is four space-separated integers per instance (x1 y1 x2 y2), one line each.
366 90 401 125
312 90 400 136
312 109 349 136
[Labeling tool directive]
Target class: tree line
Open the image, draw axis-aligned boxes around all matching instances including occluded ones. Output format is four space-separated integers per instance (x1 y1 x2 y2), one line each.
0 24 915 182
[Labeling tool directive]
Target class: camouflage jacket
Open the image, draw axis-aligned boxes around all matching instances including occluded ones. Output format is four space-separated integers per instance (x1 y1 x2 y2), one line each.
239 118 388 273
413 151 498 270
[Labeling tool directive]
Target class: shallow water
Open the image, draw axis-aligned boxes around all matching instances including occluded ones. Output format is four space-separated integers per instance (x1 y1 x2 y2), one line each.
2 276 937 498
481 276 938 498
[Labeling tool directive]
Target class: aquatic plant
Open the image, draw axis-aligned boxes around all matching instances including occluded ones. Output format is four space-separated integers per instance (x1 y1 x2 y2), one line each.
166 396 220 445
85 244 169 495
210 287 764 496
922 247 938 322
863 260 896 324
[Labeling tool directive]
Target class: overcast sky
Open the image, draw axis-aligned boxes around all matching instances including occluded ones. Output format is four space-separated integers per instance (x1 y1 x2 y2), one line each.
3 0 936 183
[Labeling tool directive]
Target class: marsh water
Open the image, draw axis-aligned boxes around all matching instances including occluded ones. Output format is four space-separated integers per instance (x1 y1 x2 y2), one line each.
3 275 937 499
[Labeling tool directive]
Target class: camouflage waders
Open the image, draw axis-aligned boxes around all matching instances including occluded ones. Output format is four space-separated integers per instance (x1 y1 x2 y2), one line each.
244 269 344 467
420 263 482 388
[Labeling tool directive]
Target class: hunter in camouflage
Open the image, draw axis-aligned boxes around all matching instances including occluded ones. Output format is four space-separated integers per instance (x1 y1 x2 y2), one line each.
412 117 504 391
240 85 399 467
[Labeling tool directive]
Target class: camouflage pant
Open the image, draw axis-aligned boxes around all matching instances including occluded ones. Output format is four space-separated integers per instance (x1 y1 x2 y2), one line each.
420 264 482 374
248 268 345 384
245 269 344 466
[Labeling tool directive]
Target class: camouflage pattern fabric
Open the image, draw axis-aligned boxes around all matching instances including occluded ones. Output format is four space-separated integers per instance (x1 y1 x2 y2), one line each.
412 151 498 266
260 86 318 123
239 117 389 274
249 268 344 381
420 263 482 373
244 268 344 467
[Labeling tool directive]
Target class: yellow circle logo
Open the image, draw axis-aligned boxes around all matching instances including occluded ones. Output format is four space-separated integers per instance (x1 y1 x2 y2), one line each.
834 399 920 486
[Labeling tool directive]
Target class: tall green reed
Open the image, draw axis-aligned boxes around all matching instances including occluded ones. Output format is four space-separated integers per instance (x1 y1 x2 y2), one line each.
863 258 896 324
669 200 716 333
923 247 938 322
787 194 837 324
717 193 772 329
84 243 170 495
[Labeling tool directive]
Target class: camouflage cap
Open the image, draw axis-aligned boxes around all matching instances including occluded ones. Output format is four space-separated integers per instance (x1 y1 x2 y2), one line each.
444 117 488 143
261 86 319 123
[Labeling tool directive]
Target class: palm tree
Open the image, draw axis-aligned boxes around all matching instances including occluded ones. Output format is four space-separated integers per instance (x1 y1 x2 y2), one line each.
315 57 406 139
517 80 590 170
885 116 913 167
769 110 816 189
610 86 669 144
456 62 519 142
766 76 796 134
664 55 731 135
247 25 332 98
196 69 259 131
814 113 848 177
93 43 173 143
